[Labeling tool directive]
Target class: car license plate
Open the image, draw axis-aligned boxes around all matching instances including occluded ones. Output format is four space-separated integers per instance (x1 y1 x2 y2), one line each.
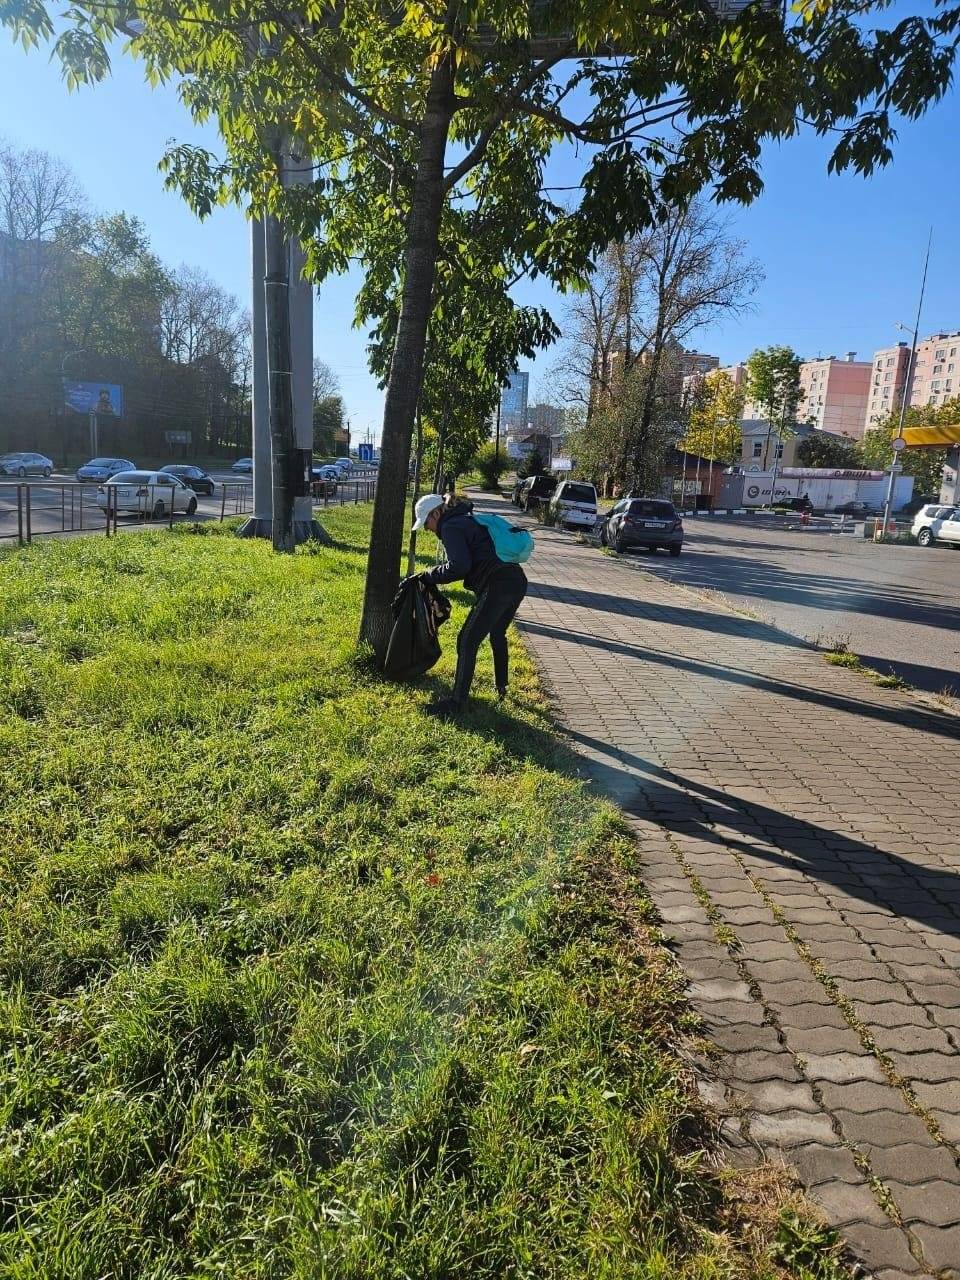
642 520 666 528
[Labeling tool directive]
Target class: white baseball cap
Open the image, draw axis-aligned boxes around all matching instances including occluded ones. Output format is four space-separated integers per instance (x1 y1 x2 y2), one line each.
411 493 445 531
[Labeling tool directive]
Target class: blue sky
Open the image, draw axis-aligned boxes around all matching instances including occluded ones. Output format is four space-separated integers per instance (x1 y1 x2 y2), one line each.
2 27 958 442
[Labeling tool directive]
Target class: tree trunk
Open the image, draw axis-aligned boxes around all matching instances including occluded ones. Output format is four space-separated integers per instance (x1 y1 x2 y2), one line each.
263 131 297 552
406 406 424 578
359 54 455 657
629 324 665 493
432 430 447 494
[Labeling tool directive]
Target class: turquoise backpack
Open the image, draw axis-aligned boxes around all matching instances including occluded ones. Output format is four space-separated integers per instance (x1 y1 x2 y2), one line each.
472 511 534 564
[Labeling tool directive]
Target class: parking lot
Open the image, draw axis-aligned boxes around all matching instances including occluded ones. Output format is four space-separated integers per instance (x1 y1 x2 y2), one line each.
608 515 960 696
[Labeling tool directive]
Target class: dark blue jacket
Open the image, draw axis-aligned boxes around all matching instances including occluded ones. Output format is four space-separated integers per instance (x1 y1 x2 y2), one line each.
422 501 502 594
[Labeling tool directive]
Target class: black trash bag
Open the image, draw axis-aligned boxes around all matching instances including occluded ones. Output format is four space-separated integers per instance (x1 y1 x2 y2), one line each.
383 578 451 680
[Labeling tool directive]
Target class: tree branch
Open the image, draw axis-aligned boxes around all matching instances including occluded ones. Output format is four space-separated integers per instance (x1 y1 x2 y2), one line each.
263 4 420 136
442 42 575 192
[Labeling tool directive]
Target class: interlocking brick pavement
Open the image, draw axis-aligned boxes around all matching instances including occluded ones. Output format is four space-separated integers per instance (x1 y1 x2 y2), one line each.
479 494 960 1280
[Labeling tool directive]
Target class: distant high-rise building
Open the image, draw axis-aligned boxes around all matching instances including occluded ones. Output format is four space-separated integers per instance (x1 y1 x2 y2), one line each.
678 350 720 380
528 402 564 435
499 373 529 436
798 353 872 439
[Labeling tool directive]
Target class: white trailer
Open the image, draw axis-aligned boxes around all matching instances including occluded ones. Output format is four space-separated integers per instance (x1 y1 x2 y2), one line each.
738 468 913 512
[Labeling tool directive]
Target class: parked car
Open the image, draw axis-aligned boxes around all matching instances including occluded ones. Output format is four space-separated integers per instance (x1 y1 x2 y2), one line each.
231 457 253 474
159 464 215 495
912 504 960 547
832 500 876 517
0 451 54 478
602 498 684 556
550 480 599 531
518 474 558 512
96 470 198 519
76 457 136 483
899 492 939 520
311 464 339 496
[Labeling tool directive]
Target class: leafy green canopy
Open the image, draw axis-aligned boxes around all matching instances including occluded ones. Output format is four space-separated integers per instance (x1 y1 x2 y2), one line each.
8 1 959 300
9 0 960 642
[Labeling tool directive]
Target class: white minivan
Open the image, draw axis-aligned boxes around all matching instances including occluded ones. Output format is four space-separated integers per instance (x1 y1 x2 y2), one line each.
551 480 599 531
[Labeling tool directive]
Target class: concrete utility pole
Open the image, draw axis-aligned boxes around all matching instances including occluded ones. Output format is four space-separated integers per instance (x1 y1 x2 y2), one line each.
239 140 327 544
881 230 932 536
263 138 298 552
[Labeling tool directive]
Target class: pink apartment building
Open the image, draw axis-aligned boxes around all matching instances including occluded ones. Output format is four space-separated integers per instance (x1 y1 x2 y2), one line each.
798 353 872 439
864 333 960 432
908 332 960 409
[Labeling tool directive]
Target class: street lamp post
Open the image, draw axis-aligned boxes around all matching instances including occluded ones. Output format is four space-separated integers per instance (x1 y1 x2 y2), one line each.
59 349 86 465
880 232 932 536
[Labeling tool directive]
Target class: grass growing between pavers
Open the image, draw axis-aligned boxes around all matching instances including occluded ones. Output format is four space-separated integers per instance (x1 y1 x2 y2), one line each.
0 511 849 1279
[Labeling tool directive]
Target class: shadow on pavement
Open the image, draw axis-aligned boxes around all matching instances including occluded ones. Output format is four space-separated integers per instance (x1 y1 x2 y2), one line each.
524 581 801 648
565 729 960 946
517 617 960 745
638 538 960 635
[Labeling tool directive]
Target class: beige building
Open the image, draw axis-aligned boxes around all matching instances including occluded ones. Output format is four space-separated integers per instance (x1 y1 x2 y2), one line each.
739 420 850 471
866 343 912 430
798 353 872 439
680 350 720 380
717 362 768 420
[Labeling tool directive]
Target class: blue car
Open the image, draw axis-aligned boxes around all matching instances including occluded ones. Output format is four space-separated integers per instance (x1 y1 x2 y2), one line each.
76 456 136 483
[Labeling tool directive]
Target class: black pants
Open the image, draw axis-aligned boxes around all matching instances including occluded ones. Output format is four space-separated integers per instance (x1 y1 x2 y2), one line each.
452 564 527 703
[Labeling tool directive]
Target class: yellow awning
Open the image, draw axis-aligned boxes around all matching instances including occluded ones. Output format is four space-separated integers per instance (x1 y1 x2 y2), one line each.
901 423 960 448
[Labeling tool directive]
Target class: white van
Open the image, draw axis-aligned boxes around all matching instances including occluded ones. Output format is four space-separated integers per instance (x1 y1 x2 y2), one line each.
551 480 598 531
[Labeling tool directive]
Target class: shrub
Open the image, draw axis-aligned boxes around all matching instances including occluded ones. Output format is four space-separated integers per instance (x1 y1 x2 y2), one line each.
473 442 509 491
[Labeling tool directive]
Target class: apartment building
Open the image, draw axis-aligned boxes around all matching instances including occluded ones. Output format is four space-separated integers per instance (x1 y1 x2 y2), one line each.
863 333 960 432
714 362 768 420
527 402 565 435
798 353 872 439
865 343 912 429
607 344 718 398
908 333 960 410
679 350 720 380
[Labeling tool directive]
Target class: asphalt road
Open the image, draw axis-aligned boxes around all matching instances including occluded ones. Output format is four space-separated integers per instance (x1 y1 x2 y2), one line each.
607 517 960 697
0 468 378 543
0 472 250 541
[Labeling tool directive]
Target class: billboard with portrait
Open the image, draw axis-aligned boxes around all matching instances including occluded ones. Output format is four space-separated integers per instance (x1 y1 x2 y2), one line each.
63 380 123 416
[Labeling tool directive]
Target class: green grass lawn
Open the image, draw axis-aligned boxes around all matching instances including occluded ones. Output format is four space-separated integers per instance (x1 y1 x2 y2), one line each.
0 513 847 1279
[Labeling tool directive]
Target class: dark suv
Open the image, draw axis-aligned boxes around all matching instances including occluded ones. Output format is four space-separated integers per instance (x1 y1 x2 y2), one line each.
518 474 557 512
602 498 683 555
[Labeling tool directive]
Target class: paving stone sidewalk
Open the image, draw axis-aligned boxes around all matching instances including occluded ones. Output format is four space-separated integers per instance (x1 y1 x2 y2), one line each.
482 494 960 1280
